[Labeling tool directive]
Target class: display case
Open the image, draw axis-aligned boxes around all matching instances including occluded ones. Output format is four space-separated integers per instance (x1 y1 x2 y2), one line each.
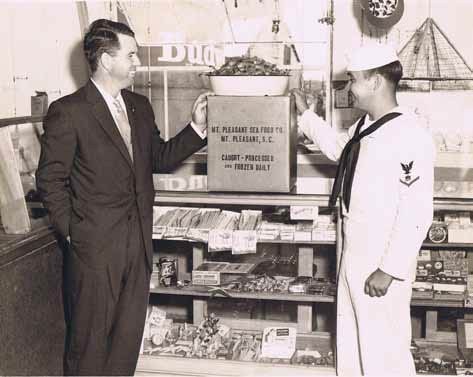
139 189 473 375
412 199 473 343
138 191 339 375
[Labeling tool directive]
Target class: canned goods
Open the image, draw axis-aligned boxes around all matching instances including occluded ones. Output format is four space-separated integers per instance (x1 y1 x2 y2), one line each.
157 257 177 286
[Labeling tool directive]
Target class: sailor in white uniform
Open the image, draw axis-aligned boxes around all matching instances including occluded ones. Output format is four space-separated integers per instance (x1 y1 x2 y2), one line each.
292 44 435 375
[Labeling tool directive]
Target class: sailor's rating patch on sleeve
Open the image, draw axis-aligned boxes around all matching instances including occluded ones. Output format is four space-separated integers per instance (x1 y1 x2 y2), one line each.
399 161 419 187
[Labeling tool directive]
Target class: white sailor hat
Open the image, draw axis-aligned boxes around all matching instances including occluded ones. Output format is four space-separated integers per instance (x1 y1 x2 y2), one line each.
347 43 399 72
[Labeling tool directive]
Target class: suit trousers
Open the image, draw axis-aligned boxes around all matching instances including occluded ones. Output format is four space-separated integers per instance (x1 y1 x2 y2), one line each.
63 207 151 376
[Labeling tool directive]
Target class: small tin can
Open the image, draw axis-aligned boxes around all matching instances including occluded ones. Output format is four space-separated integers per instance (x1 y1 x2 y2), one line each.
157 257 177 286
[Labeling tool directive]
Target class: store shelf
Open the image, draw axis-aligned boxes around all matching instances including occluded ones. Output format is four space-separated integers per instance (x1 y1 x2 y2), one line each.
0 115 44 128
154 191 473 209
137 354 335 376
150 286 335 303
254 239 335 245
411 298 465 308
423 242 473 248
154 190 331 207
153 236 335 245
435 152 473 169
151 287 467 308
434 198 473 211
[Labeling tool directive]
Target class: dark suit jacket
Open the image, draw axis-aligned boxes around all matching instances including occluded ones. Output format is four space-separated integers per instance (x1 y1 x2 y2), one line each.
36 80 206 271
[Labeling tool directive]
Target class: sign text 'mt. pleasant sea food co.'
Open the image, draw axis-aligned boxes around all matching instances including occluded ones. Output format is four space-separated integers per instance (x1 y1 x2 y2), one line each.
216 125 285 172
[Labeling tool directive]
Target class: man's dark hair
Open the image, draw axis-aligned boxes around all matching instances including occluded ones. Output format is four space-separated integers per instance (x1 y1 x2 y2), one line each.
83 19 135 73
364 61 403 88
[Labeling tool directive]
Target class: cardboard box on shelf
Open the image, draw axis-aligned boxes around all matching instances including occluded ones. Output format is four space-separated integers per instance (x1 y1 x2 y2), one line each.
207 96 297 192
31 92 48 116
192 261 256 286
448 225 473 243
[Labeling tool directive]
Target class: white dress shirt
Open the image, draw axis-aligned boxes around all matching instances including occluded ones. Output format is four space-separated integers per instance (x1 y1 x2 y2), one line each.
90 79 206 140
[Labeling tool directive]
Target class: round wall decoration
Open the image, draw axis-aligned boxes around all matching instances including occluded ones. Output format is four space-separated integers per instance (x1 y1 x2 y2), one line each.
360 0 404 28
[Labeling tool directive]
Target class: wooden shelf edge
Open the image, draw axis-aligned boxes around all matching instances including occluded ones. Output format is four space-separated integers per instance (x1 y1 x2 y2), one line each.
151 289 468 308
137 354 335 376
433 198 473 211
0 114 44 128
154 191 331 206
435 152 473 169
423 242 473 248
150 286 335 303
411 298 465 308
152 235 336 245
413 337 458 347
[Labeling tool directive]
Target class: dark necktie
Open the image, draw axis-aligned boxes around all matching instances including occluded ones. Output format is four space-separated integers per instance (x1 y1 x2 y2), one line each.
329 112 402 210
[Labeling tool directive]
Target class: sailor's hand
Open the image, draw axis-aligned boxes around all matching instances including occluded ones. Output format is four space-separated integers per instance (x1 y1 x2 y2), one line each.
290 88 309 115
364 268 394 297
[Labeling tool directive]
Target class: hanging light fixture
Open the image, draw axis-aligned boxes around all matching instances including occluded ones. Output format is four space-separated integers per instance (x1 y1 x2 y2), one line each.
272 19 280 34
272 0 280 34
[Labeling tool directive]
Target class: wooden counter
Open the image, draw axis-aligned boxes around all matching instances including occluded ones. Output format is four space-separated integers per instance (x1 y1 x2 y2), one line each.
0 218 65 375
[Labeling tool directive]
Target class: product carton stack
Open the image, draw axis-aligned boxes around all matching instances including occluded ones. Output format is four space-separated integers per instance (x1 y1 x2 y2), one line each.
446 212 473 243
413 250 468 301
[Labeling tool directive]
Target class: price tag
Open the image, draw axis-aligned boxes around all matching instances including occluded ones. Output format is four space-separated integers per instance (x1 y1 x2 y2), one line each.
152 226 166 239
186 228 210 242
164 226 187 238
290 206 318 220
261 327 296 359
232 230 257 254
208 229 233 252
466 323 473 348
294 229 312 242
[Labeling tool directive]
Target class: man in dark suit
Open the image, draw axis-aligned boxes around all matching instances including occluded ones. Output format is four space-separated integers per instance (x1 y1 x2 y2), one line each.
36 19 210 375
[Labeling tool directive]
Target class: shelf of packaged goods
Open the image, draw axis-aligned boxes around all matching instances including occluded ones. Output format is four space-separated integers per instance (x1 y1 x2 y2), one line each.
150 244 335 334
150 286 335 303
154 191 331 207
137 353 335 376
137 331 334 376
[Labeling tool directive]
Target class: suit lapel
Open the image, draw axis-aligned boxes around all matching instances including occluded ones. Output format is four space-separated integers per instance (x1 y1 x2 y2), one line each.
122 90 141 166
85 80 134 170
